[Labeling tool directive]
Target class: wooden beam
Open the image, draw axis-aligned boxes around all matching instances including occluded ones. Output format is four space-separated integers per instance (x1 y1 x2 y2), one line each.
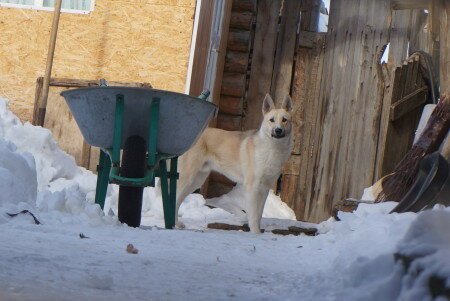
186 0 215 97
36 0 63 127
441 0 450 94
390 86 428 121
391 0 429 10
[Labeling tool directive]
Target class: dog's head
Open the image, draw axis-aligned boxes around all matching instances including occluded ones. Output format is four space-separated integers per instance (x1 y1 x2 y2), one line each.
261 94 293 139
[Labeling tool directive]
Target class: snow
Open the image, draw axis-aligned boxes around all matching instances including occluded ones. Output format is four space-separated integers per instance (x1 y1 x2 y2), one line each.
0 97 449 300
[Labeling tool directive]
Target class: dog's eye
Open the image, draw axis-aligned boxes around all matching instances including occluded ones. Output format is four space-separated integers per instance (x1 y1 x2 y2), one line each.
269 118 275 122
282 117 287 122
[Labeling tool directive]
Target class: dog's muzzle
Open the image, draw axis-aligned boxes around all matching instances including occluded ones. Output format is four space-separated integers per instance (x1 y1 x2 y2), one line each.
272 128 285 139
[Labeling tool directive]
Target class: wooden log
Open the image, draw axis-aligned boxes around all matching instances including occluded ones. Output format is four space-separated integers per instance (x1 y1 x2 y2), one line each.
207 223 318 236
221 73 246 97
216 112 242 131
219 95 243 115
208 223 254 232
227 29 251 52
272 226 317 236
392 0 429 10
230 11 253 30
232 0 255 12
224 51 249 73
376 95 450 202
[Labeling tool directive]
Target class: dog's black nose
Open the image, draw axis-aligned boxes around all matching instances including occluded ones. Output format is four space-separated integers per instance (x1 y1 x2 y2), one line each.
275 128 283 135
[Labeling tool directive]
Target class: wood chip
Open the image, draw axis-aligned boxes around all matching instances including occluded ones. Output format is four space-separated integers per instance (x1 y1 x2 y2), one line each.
126 243 139 254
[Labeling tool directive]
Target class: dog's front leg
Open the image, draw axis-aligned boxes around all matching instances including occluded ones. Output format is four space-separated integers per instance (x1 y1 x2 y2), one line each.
245 185 268 234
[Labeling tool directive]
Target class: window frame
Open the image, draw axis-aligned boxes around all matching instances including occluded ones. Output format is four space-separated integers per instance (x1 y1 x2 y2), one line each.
0 0 95 14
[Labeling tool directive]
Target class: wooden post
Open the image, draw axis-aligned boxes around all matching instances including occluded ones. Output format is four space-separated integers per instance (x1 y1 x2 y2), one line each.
36 0 63 127
440 0 450 94
429 0 442 78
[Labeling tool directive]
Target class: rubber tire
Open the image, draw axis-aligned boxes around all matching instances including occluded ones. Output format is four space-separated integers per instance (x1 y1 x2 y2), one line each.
118 136 146 227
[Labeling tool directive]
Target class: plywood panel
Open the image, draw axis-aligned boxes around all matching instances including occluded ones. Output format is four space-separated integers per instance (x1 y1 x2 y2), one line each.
0 0 196 121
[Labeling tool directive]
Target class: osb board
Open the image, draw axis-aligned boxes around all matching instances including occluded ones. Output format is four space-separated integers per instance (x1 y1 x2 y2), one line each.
0 0 196 121
43 86 87 167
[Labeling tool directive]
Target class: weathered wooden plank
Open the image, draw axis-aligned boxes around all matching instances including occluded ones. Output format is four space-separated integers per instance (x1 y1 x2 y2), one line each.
429 0 441 76
219 96 243 115
43 86 87 167
441 0 450 94
388 10 412 66
221 73 246 97
187 0 215 97
32 77 44 126
230 11 253 30
270 0 301 104
306 0 392 222
242 0 281 130
390 87 428 121
392 0 429 10
409 9 429 54
227 29 251 52
374 66 399 179
224 51 249 73
300 0 321 32
282 154 301 176
298 31 325 49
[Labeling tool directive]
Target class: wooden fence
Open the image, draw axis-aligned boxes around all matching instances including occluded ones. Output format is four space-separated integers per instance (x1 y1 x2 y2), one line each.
209 0 434 222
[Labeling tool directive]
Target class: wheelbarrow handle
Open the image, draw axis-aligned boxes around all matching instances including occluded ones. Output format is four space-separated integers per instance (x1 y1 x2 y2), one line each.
198 89 210 101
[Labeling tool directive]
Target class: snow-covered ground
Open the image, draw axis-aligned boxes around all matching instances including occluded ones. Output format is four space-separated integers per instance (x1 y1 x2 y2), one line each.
0 98 449 301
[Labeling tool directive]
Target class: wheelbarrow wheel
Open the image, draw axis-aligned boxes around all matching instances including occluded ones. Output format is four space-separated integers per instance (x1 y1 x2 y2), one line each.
118 135 147 227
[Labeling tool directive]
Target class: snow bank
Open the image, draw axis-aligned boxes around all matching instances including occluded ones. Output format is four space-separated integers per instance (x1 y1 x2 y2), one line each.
0 98 295 229
339 206 450 301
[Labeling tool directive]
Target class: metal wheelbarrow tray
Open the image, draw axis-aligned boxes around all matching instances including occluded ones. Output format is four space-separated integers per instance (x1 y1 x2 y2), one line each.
61 87 217 156
61 87 217 229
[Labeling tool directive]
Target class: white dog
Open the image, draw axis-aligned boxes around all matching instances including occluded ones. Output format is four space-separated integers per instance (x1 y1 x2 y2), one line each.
176 94 293 233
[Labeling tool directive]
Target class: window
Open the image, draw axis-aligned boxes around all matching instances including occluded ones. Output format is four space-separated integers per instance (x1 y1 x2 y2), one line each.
0 0 94 14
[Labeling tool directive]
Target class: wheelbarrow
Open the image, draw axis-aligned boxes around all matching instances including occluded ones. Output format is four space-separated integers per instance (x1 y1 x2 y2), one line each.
61 87 217 228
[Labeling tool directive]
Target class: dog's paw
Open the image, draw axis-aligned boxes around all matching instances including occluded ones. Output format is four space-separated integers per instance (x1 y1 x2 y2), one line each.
175 221 186 229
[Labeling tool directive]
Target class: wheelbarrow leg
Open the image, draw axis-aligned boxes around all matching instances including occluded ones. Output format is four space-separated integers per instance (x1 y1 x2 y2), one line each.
95 149 111 210
159 158 178 229
169 157 178 226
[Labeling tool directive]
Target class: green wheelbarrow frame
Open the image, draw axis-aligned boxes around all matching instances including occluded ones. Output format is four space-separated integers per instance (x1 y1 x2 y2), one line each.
94 91 210 229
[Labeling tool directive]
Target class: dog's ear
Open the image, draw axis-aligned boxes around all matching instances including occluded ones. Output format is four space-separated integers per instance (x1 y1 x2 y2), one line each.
281 95 293 112
262 94 275 114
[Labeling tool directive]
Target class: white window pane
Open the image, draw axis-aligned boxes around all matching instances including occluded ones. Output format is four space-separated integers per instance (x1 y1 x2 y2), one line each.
0 0 34 4
43 0 91 10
